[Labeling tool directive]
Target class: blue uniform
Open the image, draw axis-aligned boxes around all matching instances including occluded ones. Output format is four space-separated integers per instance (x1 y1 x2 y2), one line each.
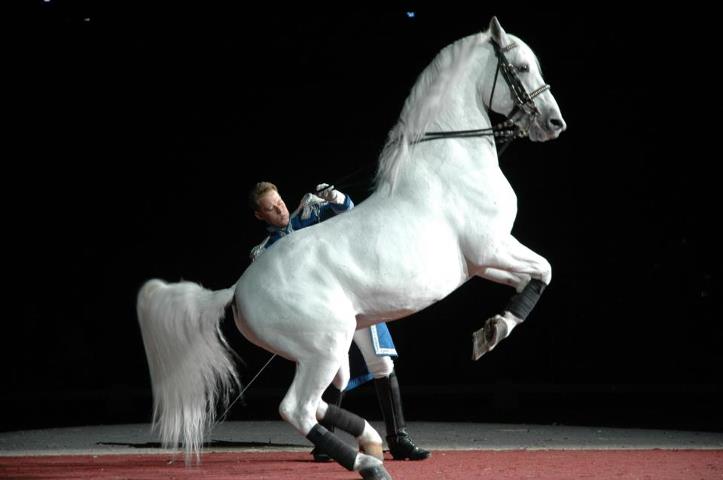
265 194 354 249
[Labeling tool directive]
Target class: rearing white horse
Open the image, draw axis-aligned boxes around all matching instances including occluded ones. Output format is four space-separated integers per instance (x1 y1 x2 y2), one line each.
137 17 565 480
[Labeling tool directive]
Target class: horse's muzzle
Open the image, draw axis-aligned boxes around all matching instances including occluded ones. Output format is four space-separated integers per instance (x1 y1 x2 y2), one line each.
529 113 566 142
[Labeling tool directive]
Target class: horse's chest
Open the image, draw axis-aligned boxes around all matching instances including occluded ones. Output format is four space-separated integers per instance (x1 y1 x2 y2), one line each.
463 173 518 231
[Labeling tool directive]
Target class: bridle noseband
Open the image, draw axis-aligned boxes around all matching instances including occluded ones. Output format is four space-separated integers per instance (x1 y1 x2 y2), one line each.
417 38 551 154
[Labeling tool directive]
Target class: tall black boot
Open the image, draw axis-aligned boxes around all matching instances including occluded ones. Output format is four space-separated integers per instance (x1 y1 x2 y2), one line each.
311 385 344 462
374 371 430 461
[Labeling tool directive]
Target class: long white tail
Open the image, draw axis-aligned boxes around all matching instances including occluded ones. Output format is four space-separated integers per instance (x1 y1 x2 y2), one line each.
136 279 239 459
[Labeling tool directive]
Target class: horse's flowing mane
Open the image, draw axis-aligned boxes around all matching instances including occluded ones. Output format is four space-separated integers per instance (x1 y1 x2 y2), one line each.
374 31 491 191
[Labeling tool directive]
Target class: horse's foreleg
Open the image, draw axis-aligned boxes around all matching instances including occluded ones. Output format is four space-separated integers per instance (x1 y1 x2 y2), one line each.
481 235 551 285
476 268 534 340
281 359 391 480
473 235 551 360
478 268 531 292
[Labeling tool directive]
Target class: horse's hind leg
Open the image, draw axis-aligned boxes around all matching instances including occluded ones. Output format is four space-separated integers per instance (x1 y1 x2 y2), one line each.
473 234 551 359
315 358 384 459
316 400 385 460
280 357 391 480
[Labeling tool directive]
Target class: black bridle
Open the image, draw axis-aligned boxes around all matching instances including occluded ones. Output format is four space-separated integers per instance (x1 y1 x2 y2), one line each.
488 39 550 119
417 38 551 154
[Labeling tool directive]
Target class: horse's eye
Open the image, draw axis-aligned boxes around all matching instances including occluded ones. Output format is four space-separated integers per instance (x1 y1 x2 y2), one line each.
516 64 529 73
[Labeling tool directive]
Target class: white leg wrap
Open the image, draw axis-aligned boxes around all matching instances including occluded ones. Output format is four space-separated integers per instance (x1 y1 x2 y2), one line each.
353 452 384 471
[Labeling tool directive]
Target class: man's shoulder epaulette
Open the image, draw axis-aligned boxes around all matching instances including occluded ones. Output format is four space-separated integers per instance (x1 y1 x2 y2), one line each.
249 236 271 262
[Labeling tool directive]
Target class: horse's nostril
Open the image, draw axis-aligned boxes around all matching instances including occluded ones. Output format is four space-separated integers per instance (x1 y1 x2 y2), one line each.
549 118 564 130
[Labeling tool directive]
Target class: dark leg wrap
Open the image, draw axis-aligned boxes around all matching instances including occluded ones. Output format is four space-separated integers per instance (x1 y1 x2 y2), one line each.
319 386 344 433
505 279 546 321
306 424 357 471
324 404 366 437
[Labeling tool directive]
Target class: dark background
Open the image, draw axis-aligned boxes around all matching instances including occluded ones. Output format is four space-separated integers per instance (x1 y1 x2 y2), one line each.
4 3 720 434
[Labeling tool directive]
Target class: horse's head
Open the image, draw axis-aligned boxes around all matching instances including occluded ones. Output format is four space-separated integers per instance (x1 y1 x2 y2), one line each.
484 17 566 142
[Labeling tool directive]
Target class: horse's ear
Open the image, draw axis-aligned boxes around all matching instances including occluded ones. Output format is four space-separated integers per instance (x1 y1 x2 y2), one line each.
489 16 508 45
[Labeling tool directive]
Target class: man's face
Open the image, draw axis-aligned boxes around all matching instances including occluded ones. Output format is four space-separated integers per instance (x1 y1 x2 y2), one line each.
254 189 289 228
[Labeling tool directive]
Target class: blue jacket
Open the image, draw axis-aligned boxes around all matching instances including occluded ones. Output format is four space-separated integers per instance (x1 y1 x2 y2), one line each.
266 194 354 249
250 193 354 261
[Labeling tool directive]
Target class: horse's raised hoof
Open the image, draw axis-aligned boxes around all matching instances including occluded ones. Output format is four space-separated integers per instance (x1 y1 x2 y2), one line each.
360 441 384 461
472 314 509 360
360 465 392 480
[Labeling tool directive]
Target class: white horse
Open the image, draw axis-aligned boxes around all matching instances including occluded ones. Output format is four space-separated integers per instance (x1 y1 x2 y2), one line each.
137 17 565 480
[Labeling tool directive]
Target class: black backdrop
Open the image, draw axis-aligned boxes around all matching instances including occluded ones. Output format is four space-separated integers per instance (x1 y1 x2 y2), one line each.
5 3 720 433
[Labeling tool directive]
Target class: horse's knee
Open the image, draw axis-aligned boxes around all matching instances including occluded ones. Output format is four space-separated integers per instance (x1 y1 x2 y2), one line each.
539 260 552 285
528 258 551 286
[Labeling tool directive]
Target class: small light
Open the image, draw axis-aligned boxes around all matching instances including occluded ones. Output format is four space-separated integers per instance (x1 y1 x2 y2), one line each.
83 17 91 22
406 11 415 18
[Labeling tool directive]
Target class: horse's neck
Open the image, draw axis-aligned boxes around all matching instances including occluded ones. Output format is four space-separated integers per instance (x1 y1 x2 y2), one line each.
432 69 492 134
403 35 495 135
404 37 500 178
410 47 501 180
375 37 506 208
397 138 500 201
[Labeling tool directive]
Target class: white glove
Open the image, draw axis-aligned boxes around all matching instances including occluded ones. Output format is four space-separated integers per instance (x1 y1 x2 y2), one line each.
315 183 346 205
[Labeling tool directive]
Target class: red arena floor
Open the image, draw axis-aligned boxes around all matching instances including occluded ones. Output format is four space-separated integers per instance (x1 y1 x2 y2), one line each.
1 450 722 480
1 421 722 479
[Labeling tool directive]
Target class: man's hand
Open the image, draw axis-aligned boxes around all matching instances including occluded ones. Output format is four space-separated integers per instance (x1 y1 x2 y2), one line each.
316 183 346 205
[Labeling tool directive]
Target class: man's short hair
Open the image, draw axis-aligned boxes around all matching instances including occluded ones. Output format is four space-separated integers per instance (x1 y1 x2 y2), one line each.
249 181 278 210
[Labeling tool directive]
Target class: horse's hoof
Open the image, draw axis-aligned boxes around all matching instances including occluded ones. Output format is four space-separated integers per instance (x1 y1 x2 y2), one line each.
360 465 392 480
472 315 508 360
360 441 384 461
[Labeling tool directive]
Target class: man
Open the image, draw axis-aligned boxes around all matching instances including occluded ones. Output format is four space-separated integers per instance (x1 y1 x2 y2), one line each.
249 181 430 461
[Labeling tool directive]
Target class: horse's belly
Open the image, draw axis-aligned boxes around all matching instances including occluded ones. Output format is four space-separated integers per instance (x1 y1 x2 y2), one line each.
344 238 469 322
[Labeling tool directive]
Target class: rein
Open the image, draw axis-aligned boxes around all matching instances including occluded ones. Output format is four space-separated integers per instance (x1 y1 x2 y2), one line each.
415 120 525 157
214 353 277 427
416 119 525 144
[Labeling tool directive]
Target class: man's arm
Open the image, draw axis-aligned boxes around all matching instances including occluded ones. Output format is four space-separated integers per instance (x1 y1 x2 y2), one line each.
316 183 354 216
329 193 354 214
